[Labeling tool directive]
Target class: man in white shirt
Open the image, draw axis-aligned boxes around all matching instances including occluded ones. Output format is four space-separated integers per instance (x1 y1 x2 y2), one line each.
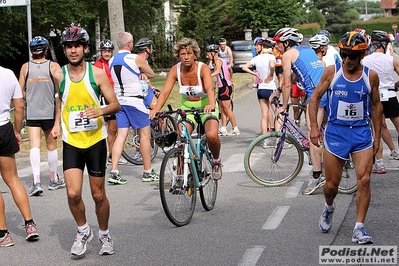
363 30 399 173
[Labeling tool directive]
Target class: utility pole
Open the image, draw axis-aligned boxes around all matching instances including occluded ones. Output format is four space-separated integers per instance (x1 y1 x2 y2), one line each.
108 0 125 52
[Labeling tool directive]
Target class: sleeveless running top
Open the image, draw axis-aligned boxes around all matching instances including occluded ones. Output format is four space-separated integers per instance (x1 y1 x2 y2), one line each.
291 46 325 97
218 46 231 64
326 64 371 127
215 58 232 88
26 60 56 120
60 62 107 148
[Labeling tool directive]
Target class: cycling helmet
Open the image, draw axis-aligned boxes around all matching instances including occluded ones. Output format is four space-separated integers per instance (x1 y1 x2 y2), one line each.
371 30 390 45
273 27 300 42
308 34 330 49
262 38 274 49
353 28 370 46
253 36 263 45
134 37 153 52
338 31 369 51
29 36 49 54
297 33 304 43
61 26 90 45
219 38 227 44
206 44 219 53
318 30 330 38
99 39 114 51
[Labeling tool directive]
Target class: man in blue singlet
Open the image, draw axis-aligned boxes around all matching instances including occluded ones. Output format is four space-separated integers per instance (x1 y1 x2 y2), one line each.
273 27 326 195
308 31 382 244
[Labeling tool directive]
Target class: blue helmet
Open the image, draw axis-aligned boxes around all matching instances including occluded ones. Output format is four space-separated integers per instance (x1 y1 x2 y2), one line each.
30 36 49 55
318 30 330 38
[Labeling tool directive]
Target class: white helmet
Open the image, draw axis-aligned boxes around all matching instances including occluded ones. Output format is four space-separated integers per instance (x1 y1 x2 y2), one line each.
273 27 300 42
298 33 304 43
308 34 330 49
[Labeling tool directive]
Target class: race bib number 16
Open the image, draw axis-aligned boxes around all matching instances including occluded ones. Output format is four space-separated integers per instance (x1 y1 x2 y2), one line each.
68 111 99 132
337 101 363 121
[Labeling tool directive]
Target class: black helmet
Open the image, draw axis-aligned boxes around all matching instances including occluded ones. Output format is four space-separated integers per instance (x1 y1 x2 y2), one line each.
206 44 219 53
30 36 49 55
61 26 90 45
135 37 153 52
99 39 114 51
262 38 275 49
338 31 369 51
219 38 226 44
371 30 390 45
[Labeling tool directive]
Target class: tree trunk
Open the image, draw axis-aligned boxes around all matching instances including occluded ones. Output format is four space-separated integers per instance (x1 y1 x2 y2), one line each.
107 0 125 52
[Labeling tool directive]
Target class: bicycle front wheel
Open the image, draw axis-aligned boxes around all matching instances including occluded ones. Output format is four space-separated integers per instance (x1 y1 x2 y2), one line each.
199 150 218 211
244 132 304 186
338 159 358 194
159 147 196 226
122 127 158 165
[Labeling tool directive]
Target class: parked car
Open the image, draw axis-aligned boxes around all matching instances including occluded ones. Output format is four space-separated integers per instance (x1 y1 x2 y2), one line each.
230 40 253 72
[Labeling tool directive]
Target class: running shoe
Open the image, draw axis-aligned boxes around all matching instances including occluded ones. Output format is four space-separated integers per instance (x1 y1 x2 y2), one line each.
25 223 39 241
389 149 399 160
230 127 240 136
71 228 93 256
133 151 142 161
212 158 223 180
352 226 373 244
29 183 43 196
99 235 114 255
218 127 228 136
319 202 335 233
142 169 159 182
107 171 127 185
302 174 325 195
372 164 386 174
0 233 14 247
48 178 66 190
262 138 276 148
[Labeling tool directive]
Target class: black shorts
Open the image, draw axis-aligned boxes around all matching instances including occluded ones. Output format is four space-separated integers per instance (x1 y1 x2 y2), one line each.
382 96 399 118
275 66 283 76
257 89 274 101
104 114 116 122
63 139 107 177
26 119 55 131
218 85 233 101
0 122 19 156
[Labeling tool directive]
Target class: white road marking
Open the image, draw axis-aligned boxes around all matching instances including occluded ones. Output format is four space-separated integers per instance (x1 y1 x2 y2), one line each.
262 206 291 230
284 181 304 198
238 246 265 266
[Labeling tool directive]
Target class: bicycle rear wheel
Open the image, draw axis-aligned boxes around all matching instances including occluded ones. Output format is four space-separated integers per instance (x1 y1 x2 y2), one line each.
338 159 358 194
122 127 158 165
244 131 304 186
199 148 218 211
159 147 196 226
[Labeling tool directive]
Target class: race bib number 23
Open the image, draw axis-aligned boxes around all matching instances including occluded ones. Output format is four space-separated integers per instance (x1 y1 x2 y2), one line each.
68 111 99 132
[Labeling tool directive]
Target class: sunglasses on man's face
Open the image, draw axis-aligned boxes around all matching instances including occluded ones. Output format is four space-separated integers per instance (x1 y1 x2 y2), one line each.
340 52 360 60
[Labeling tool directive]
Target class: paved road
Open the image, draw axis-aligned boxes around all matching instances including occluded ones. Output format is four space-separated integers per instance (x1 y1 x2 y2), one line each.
2 74 399 265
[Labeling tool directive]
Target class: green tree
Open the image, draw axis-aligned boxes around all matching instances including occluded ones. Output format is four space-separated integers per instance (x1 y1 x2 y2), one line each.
176 0 230 48
312 0 353 35
230 0 307 36
307 8 327 28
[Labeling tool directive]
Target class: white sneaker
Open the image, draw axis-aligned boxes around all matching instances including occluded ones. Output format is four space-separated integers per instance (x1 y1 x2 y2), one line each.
230 127 240 135
218 127 227 136
389 149 399 160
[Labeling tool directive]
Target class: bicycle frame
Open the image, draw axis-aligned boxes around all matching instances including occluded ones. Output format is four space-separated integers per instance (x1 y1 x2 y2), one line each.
178 110 212 189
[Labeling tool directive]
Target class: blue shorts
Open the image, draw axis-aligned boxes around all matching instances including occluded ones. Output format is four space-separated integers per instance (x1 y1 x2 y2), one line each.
257 89 274 101
116 105 151 130
324 123 372 160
